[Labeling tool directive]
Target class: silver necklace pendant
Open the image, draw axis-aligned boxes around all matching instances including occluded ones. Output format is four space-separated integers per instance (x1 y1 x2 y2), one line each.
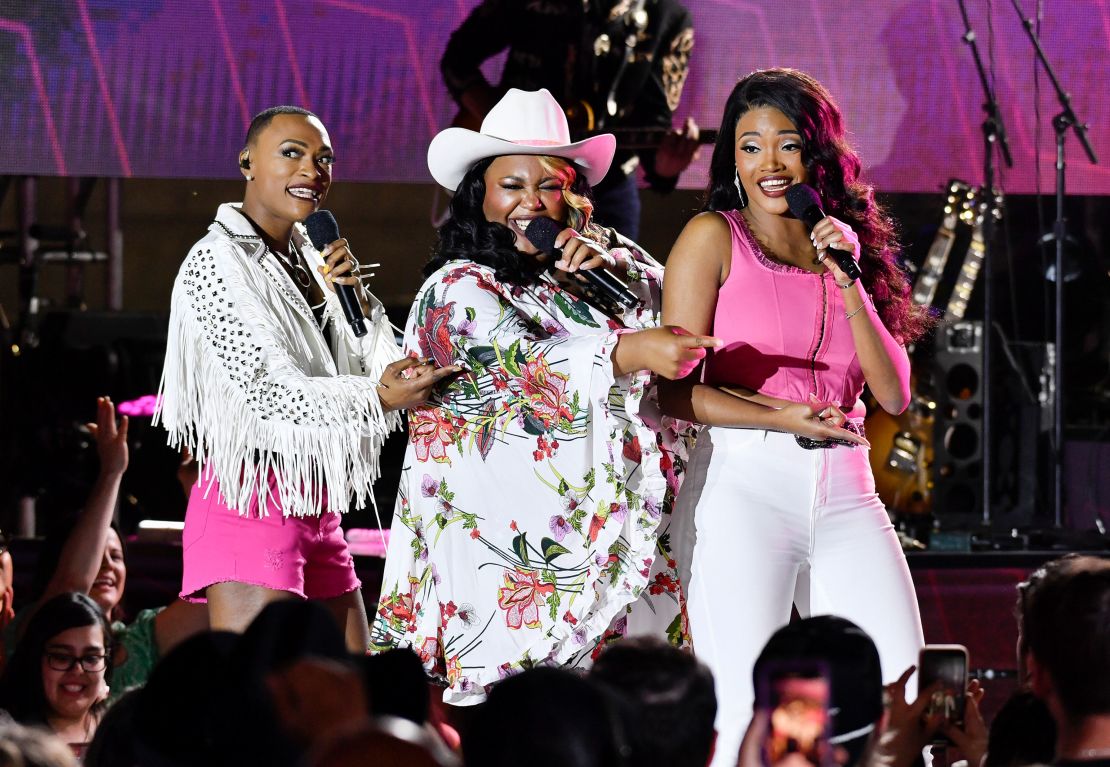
272 247 312 289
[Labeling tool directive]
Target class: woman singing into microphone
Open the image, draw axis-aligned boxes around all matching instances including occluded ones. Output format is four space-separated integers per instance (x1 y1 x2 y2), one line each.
157 106 456 650
371 89 716 704
659 69 933 763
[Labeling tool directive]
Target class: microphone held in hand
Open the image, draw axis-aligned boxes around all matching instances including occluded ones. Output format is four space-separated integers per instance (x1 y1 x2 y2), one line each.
304 210 367 338
522 217 640 310
785 184 862 283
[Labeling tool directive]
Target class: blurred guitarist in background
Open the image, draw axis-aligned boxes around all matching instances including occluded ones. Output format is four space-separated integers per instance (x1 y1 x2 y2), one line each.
442 0 701 240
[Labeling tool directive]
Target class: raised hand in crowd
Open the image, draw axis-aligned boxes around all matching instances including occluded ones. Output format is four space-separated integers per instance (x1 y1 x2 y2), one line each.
939 679 988 767
39 398 128 610
865 665 943 767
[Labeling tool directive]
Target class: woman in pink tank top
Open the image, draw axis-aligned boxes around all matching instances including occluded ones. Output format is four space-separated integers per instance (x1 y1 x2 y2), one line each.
658 69 934 766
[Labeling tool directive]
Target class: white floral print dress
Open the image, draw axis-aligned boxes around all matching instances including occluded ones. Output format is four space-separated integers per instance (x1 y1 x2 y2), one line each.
371 243 689 704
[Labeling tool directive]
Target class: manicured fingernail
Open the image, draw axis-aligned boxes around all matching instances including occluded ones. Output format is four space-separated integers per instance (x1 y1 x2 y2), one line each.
322 265 331 274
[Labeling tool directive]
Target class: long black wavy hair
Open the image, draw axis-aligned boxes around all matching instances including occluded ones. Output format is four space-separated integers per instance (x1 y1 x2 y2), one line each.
705 68 931 343
424 156 603 286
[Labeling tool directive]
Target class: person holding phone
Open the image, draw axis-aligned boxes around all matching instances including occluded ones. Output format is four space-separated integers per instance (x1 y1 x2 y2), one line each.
659 68 932 765
156 106 458 651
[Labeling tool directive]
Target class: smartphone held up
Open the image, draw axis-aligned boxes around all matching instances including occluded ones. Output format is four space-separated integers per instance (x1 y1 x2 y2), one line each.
757 661 834 767
918 644 969 739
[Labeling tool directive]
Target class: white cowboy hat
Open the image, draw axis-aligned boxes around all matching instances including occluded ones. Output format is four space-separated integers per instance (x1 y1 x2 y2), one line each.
427 88 616 191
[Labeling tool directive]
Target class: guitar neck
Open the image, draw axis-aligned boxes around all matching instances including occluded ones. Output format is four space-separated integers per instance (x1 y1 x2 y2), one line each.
944 224 985 321
912 212 960 307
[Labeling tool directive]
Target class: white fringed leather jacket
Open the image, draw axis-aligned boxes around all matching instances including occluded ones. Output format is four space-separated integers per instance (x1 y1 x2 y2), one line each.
155 203 403 517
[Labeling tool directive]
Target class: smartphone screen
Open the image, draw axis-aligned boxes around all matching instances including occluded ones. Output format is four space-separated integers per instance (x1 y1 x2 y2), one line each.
918 645 968 729
757 662 832 767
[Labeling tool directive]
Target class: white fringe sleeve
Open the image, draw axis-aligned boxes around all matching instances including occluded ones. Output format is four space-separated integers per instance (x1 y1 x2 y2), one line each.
155 241 403 518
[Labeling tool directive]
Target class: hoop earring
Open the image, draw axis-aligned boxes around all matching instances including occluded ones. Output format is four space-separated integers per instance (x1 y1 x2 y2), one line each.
733 170 748 208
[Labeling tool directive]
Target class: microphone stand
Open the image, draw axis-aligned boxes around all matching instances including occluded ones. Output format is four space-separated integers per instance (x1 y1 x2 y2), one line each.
1008 0 1098 529
956 0 1012 528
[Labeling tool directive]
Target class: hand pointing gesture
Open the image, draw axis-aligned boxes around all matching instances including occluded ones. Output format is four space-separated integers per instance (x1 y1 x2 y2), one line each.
613 325 722 379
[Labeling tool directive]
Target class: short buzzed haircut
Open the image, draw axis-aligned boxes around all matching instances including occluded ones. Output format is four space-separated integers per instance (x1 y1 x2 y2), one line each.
244 105 316 149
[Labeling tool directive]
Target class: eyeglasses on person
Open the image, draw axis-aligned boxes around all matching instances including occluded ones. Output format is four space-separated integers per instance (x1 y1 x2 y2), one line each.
43 652 108 672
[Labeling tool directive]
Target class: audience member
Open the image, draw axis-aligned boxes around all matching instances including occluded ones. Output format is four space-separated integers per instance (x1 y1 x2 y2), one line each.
361 648 430 726
0 593 113 757
462 667 628 767
1018 555 1110 766
983 690 1057 767
6 397 208 701
747 616 885 767
591 636 717 767
128 631 240 767
81 688 140 767
307 717 458 767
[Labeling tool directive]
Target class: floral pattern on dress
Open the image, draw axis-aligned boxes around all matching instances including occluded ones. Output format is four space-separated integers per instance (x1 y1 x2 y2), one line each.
371 247 691 704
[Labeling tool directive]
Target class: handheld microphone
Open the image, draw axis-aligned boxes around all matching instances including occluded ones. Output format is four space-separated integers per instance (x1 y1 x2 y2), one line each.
522 217 640 310
785 184 862 283
304 210 368 337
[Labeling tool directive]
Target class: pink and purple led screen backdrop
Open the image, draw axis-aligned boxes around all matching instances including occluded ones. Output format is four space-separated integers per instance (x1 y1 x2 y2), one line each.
2 0 1108 193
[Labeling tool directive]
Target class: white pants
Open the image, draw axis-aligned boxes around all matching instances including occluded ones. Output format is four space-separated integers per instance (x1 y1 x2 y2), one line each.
672 426 924 767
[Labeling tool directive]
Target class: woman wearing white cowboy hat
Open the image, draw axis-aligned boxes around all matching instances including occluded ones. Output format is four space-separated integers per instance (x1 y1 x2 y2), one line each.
371 88 719 704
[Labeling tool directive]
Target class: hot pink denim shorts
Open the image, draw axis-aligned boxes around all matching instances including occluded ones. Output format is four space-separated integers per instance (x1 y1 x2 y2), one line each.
180 475 361 602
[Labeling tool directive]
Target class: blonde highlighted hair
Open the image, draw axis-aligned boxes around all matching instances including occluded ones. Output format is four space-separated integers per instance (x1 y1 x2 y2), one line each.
537 156 609 244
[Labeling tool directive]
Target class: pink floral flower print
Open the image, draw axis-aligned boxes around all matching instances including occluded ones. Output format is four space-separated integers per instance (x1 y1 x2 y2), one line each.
562 490 582 513
587 513 606 543
410 408 457 464
456 602 478 627
609 501 629 523
648 572 679 596
417 637 440 666
496 568 555 630
548 515 571 542
421 474 439 497
418 302 457 368
542 318 569 338
622 434 642 462
446 654 463 686
515 358 573 429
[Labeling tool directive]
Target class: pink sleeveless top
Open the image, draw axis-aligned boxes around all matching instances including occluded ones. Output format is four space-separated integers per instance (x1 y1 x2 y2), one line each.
703 210 865 414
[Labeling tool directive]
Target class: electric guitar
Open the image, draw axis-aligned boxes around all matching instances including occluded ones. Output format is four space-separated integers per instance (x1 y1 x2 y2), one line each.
867 181 982 516
944 188 1003 321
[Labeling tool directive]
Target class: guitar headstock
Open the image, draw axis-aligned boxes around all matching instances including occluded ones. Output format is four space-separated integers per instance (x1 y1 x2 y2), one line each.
972 187 1005 227
943 179 978 226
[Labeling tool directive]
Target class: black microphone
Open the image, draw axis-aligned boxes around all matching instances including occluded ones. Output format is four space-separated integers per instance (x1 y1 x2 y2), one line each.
785 184 862 283
523 217 640 310
304 210 367 337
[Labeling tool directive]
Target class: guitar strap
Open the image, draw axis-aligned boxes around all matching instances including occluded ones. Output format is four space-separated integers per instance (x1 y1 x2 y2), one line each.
577 0 648 131
600 0 648 128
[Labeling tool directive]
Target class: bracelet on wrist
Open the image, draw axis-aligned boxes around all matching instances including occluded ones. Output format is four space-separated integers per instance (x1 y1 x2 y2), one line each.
845 303 867 320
